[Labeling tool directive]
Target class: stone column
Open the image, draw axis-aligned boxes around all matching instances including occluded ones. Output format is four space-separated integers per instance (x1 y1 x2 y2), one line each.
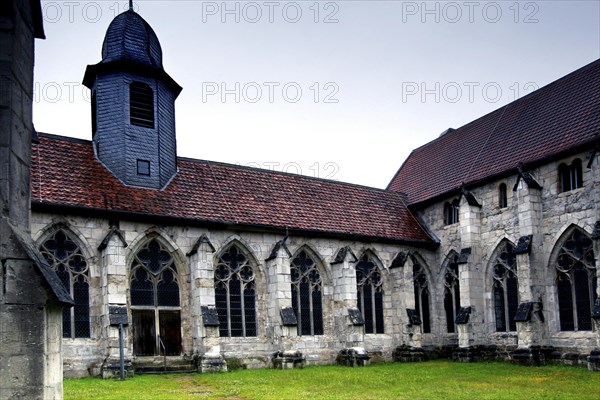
187 235 225 372
454 192 484 361
98 227 131 377
513 174 549 364
391 252 426 362
331 247 364 349
264 240 295 349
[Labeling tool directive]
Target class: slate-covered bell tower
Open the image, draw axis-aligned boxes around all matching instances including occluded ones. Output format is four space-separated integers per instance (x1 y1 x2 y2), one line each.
83 7 182 189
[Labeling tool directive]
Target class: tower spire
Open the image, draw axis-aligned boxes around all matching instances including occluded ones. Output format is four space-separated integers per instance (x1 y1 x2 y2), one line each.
129 0 133 11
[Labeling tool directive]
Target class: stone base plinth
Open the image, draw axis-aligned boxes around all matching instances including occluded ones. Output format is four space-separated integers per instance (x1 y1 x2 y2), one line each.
511 346 554 366
200 354 228 373
336 347 370 367
272 351 304 369
587 349 600 371
101 358 134 379
393 345 426 362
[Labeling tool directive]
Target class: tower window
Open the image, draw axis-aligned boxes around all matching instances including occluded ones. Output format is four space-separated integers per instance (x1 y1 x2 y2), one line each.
137 159 150 176
559 159 583 192
498 183 508 208
130 82 155 128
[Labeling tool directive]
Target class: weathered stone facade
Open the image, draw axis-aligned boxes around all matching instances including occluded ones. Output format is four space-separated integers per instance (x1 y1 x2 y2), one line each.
0 1 71 398
20 5 600 378
30 214 426 376
27 146 600 375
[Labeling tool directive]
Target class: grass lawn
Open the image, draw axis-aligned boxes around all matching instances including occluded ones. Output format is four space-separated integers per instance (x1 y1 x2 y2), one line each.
65 360 600 400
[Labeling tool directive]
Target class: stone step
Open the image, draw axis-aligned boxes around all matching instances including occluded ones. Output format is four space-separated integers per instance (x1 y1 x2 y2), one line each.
132 356 196 374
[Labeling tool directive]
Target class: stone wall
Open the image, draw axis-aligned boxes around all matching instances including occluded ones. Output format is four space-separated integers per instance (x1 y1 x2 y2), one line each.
0 1 68 398
418 148 599 360
30 212 426 376
28 149 599 376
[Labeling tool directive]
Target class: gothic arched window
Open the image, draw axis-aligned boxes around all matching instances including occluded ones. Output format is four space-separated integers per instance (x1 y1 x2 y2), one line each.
492 241 518 332
130 238 181 356
291 250 323 336
39 229 90 338
555 228 597 331
356 254 384 334
413 256 431 333
130 82 154 128
443 252 460 333
215 245 257 337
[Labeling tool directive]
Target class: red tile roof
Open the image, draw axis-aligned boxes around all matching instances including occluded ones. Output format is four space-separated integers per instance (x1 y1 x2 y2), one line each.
31 134 434 245
387 59 600 206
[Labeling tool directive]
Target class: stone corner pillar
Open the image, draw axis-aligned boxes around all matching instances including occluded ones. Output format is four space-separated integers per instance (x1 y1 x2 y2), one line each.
264 239 296 351
331 246 363 348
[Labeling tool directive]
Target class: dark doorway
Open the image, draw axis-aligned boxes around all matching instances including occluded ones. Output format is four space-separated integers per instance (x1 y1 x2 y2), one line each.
133 310 156 356
132 309 181 356
159 310 182 356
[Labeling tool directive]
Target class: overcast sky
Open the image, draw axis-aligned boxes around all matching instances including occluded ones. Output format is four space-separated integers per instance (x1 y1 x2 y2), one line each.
33 1 600 189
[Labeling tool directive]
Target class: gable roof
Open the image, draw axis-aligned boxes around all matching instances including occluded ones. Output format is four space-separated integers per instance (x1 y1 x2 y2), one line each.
31 134 434 246
387 59 600 206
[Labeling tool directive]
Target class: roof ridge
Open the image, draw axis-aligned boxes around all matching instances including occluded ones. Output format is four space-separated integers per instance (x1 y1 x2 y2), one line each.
392 58 600 157
37 133 396 194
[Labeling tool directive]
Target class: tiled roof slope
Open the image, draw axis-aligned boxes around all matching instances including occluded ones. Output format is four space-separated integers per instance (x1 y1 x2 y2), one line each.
387 59 600 206
31 134 434 245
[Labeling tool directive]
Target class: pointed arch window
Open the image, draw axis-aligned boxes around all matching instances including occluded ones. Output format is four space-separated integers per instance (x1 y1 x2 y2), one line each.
556 228 597 331
443 252 460 333
130 239 180 307
291 250 323 336
356 254 384 334
413 256 431 333
215 245 257 337
130 238 181 356
130 82 154 128
492 242 518 332
39 229 90 338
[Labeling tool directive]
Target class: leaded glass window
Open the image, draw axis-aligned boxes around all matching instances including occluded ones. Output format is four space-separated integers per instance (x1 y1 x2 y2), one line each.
492 242 518 332
443 252 460 333
291 250 323 336
39 229 90 338
356 254 384 334
215 245 257 337
413 257 431 333
556 228 597 331
130 239 180 307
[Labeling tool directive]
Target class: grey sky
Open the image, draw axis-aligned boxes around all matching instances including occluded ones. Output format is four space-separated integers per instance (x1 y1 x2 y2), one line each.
33 1 600 188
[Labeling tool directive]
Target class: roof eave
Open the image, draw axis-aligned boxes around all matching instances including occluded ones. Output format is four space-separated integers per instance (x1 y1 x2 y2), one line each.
31 201 438 250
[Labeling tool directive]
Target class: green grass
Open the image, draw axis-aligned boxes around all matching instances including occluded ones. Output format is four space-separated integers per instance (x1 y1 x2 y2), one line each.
65 360 600 400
